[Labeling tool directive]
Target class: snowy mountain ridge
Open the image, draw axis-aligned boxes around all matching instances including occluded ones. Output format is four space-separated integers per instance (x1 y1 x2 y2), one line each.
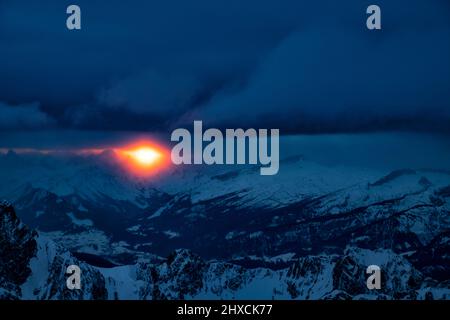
1 201 449 300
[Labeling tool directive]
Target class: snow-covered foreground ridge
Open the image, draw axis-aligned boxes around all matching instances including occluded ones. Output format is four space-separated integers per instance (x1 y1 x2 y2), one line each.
1 202 449 300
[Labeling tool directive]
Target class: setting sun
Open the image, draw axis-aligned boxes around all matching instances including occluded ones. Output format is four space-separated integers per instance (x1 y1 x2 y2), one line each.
113 141 170 177
127 147 161 166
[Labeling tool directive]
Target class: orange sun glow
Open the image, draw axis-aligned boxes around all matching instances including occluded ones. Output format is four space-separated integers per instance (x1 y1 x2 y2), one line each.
126 147 161 166
114 142 170 177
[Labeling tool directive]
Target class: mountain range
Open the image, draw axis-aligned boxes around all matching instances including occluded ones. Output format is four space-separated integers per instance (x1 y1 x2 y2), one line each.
0 151 449 299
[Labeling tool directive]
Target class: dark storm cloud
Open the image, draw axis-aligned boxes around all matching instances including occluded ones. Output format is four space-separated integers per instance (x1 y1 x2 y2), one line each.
198 26 450 133
0 0 449 134
195 1 450 133
0 102 54 129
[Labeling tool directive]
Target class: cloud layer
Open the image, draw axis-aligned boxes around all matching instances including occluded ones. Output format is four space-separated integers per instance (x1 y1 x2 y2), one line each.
0 0 449 133
0 102 53 129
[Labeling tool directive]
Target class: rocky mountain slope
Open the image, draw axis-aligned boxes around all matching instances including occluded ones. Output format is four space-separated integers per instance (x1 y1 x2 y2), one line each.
0 201 107 300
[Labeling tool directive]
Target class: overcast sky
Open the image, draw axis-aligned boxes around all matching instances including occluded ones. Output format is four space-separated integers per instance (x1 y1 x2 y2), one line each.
0 0 449 147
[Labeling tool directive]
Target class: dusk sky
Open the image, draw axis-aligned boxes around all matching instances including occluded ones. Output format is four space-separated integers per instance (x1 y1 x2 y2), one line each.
0 0 449 148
